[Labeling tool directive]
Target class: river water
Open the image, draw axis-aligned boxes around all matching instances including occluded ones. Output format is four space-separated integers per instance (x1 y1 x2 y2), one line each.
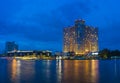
0 58 120 83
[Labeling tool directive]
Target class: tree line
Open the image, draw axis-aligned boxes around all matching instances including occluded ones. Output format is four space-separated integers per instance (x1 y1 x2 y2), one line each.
99 49 120 59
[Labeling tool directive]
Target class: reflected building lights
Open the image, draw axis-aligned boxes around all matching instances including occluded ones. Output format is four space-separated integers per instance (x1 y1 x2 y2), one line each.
56 60 62 83
91 60 99 83
47 60 50 66
84 60 90 76
21 60 35 82
46 60 51 80
11 59 21 83
74 60 80 80
12 59 17 80
17 60 21 77
63 60 99 83
74 60 79 73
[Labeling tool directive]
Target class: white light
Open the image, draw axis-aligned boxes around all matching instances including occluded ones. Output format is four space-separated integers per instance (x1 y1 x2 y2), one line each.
92 52 98 55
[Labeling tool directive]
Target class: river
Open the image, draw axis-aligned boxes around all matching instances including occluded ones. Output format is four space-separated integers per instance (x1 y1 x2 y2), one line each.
0 58 120 83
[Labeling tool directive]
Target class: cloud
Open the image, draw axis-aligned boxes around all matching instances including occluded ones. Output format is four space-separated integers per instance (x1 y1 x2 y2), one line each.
99 18 120 50
0 0 99 51
57 1 95 24
1 0 120 51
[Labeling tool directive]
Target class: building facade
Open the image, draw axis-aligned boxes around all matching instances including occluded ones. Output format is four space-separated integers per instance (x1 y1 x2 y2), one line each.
5 41 18 53
63 19 98 55
7 50 52 57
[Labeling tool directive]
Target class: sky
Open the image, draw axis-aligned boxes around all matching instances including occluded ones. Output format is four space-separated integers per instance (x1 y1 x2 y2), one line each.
0 0 120 52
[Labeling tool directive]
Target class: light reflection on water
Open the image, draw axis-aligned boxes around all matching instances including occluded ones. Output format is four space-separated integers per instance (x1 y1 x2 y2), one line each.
11 59 21 83
63 60 99 83
56 60 62 83
0 59 120 83
20 60 35 83
46 60 51 82
91 60 99 83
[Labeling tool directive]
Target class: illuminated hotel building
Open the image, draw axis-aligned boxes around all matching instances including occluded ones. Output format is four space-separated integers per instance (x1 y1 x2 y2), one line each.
63 19 98 55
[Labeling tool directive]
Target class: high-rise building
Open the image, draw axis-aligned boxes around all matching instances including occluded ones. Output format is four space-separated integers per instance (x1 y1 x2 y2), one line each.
63 19 98 55
5 41 18 53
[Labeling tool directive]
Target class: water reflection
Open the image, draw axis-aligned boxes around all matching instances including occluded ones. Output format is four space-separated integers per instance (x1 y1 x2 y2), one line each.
11 59 21 83
63 60 99 83
91 60 99 83
114 59 117 76
34 60 58 83
56 60 62 83
46 60 51 82
0 59 120 83
10 60 99 83
20 60 35 83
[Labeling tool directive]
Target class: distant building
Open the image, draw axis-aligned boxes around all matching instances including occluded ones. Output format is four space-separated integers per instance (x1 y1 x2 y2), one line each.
63 19 99 55
5 41 18 53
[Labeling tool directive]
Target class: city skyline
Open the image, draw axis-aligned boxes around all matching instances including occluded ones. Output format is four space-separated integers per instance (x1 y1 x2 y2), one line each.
0 0 120 83
0 0 120 51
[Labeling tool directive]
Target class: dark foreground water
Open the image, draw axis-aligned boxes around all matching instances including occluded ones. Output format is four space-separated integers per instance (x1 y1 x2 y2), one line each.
0 58 120 83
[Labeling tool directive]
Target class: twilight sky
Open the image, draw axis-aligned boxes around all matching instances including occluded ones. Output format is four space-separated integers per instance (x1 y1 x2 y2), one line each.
0 0 120 52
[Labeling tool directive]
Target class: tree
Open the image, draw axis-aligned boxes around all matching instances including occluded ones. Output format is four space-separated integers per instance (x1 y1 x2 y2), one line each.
99 49 111 59
111 50 120 56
